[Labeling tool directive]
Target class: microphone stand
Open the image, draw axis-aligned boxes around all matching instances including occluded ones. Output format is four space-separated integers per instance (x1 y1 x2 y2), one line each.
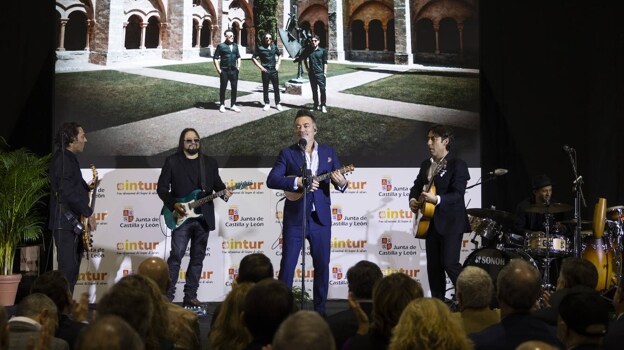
466 175 497 190
565 149 586 257
299 147 312 310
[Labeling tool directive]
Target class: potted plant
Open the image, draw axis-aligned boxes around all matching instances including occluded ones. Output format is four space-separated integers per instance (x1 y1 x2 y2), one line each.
0 137 51 305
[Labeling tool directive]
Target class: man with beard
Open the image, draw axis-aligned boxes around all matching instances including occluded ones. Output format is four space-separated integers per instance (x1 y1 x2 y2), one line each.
157 128 232 308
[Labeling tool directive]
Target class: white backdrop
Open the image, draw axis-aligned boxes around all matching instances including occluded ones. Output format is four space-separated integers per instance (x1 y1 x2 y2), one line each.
64 167 483 302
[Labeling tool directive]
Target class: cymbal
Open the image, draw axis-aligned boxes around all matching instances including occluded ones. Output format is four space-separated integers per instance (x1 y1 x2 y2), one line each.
559 219 591 225
524 202 572 214
466 208 516 224
607 205 624 220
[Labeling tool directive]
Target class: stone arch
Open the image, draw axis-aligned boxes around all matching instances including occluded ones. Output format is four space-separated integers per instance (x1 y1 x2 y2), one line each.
145 15 161 48
300 4 328 44
350 2 394 51
439 17 459 53
125 15 143 49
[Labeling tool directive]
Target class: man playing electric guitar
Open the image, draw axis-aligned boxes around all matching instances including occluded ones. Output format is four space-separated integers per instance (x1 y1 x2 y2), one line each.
408 124 470 301
157 128 232 308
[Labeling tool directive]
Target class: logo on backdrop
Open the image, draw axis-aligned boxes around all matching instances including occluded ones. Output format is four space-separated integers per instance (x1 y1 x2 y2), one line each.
379 232 422 258
330 237 367 253
379 176 410 198
336 178 367 195
228 179 265 195
377 206 413 224
226 206 265 228
116 179 158 196
120 206 160 229
329 264 348 286
76 270 109 286
221 238 265 254
332 205 367 228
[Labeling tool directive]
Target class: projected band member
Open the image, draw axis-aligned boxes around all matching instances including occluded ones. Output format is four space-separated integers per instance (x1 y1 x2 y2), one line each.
304 35 328 113
266 109 348 315
157 128 232 308
48 122 97 293
409 124 470 300
252 32 283 112
213 29 241 113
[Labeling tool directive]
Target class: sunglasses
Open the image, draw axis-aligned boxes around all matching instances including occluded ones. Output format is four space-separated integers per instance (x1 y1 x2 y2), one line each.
312 39 319 42
184 138 200 143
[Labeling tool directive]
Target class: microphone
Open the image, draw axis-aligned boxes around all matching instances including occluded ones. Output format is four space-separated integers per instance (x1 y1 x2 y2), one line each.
489 168 508 176
298 138 307 150
563 144 574 152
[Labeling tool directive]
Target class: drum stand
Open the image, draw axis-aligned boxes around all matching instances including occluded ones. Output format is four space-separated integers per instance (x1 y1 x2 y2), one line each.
541 213 556 291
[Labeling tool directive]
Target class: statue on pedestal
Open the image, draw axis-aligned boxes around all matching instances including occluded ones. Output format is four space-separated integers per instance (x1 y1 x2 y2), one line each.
278 5 313 83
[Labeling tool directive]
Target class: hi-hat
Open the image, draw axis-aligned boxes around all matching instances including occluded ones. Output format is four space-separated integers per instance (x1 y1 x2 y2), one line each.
525 202 573 214
466 208 516 224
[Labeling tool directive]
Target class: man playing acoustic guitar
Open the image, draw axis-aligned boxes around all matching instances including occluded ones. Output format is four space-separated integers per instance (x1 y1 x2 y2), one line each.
409 124 470 301
157 128 232 308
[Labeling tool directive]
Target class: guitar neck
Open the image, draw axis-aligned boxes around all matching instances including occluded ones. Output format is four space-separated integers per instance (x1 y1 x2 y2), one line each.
312 165 353 183
188 188 229 209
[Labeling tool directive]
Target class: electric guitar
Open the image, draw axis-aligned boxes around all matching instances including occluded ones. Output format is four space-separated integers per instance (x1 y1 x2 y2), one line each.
81 165 98 258
283 164 355 201
162 181 253 230
413 159 447 239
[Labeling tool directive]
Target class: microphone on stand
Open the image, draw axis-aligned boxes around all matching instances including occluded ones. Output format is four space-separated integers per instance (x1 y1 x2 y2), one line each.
298 138 307 151
489 168 508 176
563 144 574 153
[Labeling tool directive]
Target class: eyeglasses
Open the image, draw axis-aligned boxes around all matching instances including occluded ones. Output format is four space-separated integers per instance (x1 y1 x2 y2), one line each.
184 138 200 144
312 39 319 42
265 37 272 40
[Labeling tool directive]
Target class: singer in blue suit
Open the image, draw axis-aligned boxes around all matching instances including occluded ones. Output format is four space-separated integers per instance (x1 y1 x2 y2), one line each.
266 109 348 315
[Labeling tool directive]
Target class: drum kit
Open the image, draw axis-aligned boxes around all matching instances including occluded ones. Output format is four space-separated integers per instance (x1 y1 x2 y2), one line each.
464 204 624 294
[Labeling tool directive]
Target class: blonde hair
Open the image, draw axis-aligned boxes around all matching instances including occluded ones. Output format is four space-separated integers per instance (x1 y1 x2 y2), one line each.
389 298 473 350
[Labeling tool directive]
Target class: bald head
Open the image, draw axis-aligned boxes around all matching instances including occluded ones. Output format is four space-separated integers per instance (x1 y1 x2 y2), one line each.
137 257 170 293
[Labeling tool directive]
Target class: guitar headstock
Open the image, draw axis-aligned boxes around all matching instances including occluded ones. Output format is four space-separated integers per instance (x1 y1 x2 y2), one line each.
342 164 355 175
89 164 99 189
235 181 254 190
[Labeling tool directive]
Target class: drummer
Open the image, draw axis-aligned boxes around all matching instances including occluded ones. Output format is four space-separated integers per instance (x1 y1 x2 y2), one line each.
514 173 570 235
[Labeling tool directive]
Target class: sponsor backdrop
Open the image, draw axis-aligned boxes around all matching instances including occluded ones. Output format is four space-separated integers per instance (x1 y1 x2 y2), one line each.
64 167 483 302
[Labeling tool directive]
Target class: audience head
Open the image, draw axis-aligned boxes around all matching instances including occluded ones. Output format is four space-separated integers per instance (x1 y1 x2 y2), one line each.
75 315 144 350
557 288 609 345
209 282 255 350
389 298 472 350
515 340 559 350
272 310 336 350
137 256 171 294
497 258 541 312
242 278 295 346
556 257 598 290
236 253 274 283
30 270 73 316
456 266 494 310
0 306 8 350
15 293 59 332
346 260 383 300
370 272 424 339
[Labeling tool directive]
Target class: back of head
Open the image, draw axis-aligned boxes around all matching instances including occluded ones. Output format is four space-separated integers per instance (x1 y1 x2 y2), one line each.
346 260 383 300
558 288 609 338
272 310 335 350
558 257 598 289
497 259 541 312
237 253 274 283
243 279 295 345
97 275 155 339
456 266 494 309
371 273 424 338
15 292 58 319
0 306 8 350
515 340 559 350
137 257 171 294
389 298 472 350
209 282 255 349
75 315 144 350
30 270 72 315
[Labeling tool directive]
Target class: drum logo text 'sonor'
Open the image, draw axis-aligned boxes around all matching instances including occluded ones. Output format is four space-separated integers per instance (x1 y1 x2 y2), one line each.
475 256 506 265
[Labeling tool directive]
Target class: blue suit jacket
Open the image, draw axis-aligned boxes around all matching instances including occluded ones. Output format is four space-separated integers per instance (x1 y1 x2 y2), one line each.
266 143 345 227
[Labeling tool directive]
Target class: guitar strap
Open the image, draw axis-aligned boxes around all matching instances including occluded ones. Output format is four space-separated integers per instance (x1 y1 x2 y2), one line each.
199 155 206 194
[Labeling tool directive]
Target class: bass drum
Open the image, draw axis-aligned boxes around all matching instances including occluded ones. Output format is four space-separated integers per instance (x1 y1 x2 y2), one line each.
463 247 537 307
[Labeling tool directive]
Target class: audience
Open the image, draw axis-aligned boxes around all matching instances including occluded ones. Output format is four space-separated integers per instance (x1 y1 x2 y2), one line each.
603 284 624 350
271 310 336 350
7 292 69 350
532 257 598 325
30 270 88 349
469 259 564 350
452 266 500 334
138 257 201 350
327 260 383 349
557 288 609 349
242 278 295 349
0 305 8 350
514 340 559 350
209 282 255 350
74 315 144 350
343 272 424 350
389 297 473 350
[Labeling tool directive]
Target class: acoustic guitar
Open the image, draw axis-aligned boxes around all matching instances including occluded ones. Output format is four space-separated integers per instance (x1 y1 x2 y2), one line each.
81 165 98 258
283 164 354 201
413 159 447 239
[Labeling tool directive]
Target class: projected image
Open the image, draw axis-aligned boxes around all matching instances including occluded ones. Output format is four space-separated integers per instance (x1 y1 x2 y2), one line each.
54 0 479 168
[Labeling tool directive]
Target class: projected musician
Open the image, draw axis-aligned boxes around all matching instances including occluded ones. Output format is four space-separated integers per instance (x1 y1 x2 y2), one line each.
157 128 232 308
408 124 471 301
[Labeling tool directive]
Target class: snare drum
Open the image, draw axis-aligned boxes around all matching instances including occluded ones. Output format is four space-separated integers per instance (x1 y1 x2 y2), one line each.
524 231 572 257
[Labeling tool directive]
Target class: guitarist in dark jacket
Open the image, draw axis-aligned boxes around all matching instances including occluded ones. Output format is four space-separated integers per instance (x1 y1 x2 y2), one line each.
48 122 97 293
157 128 232 308
409 124 470 301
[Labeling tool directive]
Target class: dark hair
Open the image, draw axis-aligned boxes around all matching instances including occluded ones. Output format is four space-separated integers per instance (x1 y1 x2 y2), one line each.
237 253 274 283
428 124 454 150
30 270 72 316
176 128 200 155
224 29 234 36
346 260 383 299
559 257 598 289
370 273 423 338
55 122 82 147
295 109 317 123
243 279 295 344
